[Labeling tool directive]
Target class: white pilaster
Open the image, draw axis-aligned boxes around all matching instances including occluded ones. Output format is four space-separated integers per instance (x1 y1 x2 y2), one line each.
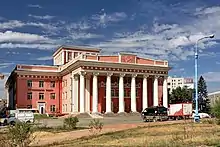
85 76 90 112
131 74 137 112
79 71 86 113
153 75 159 106
92 72 99 113
106 73 113 113
142 75 149 110
118 73 125 113
163 76 168 108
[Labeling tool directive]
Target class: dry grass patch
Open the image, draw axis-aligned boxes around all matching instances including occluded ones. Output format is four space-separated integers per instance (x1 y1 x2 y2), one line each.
45 122 220 147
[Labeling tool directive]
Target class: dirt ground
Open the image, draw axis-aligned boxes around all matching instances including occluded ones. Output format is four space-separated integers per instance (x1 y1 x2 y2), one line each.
31 120 191 146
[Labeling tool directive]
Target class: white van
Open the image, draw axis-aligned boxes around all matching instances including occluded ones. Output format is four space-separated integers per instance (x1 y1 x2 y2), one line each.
4 109 34 125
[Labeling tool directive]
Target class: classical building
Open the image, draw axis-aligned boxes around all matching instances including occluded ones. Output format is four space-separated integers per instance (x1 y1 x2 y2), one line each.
5 46 170 114
167 76 194 93
208 91 220 107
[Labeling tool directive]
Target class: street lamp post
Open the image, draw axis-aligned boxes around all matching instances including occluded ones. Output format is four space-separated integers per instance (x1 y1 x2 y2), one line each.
194 34 214 123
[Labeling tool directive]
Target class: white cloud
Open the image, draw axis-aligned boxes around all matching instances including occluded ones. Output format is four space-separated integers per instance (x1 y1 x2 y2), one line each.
0 43 57 50
36 56 53 61
0 63 14 69
69 32 103 40
203 72 220 82
28 4 42 8
0 20 59 31
0 31 52 43
91 11 127 27
92 6 220 61
28 14 55 20
0 20 24 29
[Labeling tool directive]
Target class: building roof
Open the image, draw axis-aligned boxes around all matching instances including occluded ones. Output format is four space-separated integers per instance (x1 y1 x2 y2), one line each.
53 45 101 57
208 91 220 96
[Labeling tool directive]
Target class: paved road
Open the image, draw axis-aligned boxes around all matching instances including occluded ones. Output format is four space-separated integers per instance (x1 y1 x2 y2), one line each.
37 115 143 127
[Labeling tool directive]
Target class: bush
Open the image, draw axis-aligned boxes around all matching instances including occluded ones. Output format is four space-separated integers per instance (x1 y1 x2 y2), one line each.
211 100 220 124
63 116 79 129
34 114 49 120
89 119 104 135
7 121 34 147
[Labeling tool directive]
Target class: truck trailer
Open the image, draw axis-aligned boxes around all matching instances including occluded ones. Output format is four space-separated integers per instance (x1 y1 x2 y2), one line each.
168 103 192 120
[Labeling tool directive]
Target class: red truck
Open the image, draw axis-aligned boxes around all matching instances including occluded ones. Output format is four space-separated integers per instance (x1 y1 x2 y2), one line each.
168 103 193 120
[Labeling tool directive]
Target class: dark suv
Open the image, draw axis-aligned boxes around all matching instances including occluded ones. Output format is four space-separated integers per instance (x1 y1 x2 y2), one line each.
141 106 169 122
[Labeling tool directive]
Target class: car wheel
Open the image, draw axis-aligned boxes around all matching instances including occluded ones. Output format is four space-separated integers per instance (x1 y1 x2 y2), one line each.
10 121 15 126
3 120 7 126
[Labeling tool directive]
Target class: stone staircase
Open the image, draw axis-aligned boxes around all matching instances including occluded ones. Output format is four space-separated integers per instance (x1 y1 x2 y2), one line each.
88 112 104 118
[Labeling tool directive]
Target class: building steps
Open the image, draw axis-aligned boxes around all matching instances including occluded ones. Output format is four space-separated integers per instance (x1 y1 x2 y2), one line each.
88 112 104 118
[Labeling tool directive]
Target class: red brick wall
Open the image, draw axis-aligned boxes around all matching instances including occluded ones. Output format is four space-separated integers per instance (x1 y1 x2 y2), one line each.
16 76 61 114
147 78 153 107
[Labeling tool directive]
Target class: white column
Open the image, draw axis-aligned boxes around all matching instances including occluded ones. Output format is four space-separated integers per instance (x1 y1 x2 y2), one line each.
79 71 86 113
153 75 159 106
85 76 90 112
72 74 79 112
142 75 148 110
106 73 113 113
131 74 137 112
118 73 125 113
163 76 168 108
92 72 99 113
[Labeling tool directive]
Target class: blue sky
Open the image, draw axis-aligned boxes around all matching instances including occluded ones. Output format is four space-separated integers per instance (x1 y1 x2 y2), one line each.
0 0 220 97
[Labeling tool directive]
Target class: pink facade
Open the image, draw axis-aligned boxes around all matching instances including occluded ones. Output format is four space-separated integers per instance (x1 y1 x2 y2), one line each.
6 46 170 115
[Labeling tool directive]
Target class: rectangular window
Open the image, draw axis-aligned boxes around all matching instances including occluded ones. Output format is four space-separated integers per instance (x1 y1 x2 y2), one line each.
111 89 115 97
74 52 78 58
65 92 67 99
39 81 44 88
125 89 130 97
115 90 119 97
27 80 32 88
50 93 56 99
68 52 72 61
27 105 32 109
27 92 32 100
50 81 55 88
136 89 139 97
50 105 56 112
39 93 44 100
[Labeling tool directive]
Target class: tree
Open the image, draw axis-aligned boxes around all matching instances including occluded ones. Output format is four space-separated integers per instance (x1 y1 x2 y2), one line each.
169 86 194 104
197 76 210 113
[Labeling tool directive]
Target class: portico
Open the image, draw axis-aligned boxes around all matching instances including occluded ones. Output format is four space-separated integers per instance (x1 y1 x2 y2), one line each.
71 70 168 114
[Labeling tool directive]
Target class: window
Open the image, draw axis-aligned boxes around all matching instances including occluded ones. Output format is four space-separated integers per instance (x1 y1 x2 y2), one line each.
115 90 119 97
27 80 32 87
136 89 139 97
68 52 72 61
50 93 56 99
39 93 44 100
27 105 32 109
65 92 67 99
50 81 55 88
27 92 32 100
74 52 78 58
124 89 130 97
39 81 44 88
111 89 115 97
50 105 56 112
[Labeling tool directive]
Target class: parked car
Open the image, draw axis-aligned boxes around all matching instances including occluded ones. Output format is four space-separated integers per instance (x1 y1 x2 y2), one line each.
0 109 34 125
141 106 169 122
192 110 211 119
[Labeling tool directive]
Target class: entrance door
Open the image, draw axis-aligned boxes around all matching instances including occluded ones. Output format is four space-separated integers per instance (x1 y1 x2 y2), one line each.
38 103 46 114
